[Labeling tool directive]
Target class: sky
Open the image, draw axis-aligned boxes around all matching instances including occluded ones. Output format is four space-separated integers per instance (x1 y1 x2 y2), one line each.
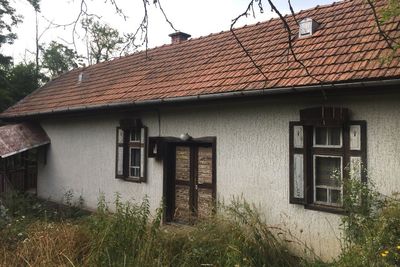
5 0 336 64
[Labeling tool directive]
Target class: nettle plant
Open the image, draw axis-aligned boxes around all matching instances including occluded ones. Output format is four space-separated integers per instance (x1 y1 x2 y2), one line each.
337 164 400 266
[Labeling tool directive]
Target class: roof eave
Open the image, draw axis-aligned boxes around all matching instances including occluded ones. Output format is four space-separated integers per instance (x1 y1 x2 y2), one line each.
2 78 400 120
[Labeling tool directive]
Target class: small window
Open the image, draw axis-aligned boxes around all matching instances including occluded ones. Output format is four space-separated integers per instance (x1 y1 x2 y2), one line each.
314 127 342 147
130 128 141 142
115 124 147 182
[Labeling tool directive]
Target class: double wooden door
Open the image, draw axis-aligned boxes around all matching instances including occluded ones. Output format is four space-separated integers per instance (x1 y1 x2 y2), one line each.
170 143 215 223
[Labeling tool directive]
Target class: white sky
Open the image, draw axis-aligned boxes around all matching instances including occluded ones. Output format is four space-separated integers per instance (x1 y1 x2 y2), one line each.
5 0 335 64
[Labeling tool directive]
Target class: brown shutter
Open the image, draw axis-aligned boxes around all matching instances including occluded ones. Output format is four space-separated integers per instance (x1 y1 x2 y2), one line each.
347 121 367 182
289 122 307 204
139 126 147 182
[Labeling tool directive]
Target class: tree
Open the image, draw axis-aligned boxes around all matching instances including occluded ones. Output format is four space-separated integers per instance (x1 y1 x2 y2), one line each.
82 18 124 64
41 41 79 78
0 0 41 111
0 0 40 65
0 62 41 111
7 62 41 102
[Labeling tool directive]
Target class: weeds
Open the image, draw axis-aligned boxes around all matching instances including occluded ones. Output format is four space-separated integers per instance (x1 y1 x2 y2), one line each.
0 192 318 267
337 172 400 267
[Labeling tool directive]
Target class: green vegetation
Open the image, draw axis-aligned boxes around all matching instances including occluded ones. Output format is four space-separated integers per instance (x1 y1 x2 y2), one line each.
0 192 319 267
1 179 399 266
337 175 400 267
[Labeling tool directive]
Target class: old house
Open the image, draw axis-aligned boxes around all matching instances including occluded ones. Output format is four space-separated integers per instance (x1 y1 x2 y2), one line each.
0 0 399 259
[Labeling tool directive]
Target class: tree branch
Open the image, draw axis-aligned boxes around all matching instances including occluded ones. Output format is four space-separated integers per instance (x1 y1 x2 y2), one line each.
266 0 322 83
230 0 269 83
366 0 395 50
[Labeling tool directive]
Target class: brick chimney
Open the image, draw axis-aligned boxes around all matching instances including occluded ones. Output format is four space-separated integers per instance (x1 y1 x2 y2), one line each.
169 31 191 44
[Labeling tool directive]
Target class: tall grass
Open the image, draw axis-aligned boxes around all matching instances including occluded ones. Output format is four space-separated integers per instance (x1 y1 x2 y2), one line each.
1 193 319 266
83 194 304 266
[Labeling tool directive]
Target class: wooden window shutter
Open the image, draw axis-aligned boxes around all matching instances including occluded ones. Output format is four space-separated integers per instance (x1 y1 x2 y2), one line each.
115 127 125 178
347 121 367 182
139 126 148 182
289 122 307 204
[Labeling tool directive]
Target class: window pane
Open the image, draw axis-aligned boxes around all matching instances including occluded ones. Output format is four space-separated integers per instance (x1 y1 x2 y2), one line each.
330 189 342 204
328 127 341 146
130 128 141 142
315 127 327 145
130 148 141 167
316 188 327 202
130 167 140 177
315 157 341 187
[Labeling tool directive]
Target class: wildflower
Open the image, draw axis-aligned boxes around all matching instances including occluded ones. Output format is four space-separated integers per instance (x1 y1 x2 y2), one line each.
397 245 400 250
381 250 389 257
17 232 23 237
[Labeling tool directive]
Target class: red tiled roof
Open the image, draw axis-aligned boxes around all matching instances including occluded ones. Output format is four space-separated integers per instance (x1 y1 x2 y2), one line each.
2 0 400 118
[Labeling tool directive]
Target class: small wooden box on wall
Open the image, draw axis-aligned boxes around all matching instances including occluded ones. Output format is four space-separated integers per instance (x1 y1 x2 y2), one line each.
148 137 164 160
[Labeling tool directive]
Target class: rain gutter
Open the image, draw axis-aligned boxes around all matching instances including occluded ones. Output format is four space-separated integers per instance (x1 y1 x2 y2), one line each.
1 78 400 120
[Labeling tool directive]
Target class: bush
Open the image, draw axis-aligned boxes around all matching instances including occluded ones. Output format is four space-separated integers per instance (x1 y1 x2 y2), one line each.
338 175 400 267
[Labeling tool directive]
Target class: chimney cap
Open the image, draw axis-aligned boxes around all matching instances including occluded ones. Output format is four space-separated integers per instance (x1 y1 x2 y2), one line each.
169 31 191 44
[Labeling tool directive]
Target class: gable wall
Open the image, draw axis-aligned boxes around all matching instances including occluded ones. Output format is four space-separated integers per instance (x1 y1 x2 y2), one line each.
37 91 400 260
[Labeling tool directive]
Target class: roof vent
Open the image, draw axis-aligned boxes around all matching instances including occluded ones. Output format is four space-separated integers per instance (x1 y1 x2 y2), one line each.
169 31 191 44
78 72 85 83
298 18 319 38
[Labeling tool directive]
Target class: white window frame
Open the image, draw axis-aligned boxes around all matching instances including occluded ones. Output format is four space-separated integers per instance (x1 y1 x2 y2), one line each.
128 145 141 179
313 154 343 207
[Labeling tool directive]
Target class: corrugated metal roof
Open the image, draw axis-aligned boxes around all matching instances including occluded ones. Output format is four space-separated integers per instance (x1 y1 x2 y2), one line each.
0 123 50 158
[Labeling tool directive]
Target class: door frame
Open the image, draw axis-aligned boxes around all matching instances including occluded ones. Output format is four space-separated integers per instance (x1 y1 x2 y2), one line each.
162 136 216 222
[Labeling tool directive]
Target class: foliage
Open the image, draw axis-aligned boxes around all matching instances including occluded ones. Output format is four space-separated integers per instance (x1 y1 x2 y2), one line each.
82 18 124 64
337 173 400 267
0 62 43 111
0 193 320 267
84 194 161 266
381 0 400 22
41 41 80 78
0 0 40 63
0 0 42 111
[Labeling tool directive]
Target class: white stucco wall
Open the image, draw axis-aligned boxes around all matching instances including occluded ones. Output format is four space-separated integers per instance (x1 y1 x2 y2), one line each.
37 92 400 261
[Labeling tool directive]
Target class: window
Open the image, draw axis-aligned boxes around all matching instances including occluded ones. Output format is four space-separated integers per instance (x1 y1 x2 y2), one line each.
116 120 147 182
314 127 342 147
314 155 342 206
289 107 367 212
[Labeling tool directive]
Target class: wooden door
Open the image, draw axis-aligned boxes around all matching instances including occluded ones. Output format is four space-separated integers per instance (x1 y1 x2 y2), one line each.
173 144 214 223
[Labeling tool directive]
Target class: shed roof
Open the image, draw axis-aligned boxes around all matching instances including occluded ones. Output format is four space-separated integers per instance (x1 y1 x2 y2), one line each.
0 123 50 158
1 0 399 119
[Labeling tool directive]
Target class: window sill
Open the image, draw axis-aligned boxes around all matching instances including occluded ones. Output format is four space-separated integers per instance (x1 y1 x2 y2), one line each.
116 176 145 183
304 203 346 215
